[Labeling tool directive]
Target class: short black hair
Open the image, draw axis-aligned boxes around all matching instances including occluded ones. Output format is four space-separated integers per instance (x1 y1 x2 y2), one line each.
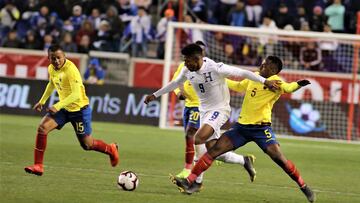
266 55 283 73
181 43 203 56
48 44 63 52
195 40 206 47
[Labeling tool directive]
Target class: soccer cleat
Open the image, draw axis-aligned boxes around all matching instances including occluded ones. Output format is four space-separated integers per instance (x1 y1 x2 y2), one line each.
243 155 257 182
175 168 191 178
300 184 316 202
24 164 44 176
214 160 224 166
189 181 203 193
173 176 194 195
109 143 119 167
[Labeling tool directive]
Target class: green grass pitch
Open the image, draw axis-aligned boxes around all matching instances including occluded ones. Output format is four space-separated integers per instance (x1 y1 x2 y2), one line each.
1 114 359 203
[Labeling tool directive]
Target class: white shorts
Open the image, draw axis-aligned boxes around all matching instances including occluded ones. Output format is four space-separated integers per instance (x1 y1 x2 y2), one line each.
200 110 230 142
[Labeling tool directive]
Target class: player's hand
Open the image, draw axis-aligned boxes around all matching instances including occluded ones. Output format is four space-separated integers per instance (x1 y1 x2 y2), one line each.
144 94 156 104
297 80 311 87
46 106 58 114
264 80 281 91
33 102 43 112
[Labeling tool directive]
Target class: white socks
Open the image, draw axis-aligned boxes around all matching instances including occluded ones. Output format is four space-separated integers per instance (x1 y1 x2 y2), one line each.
216 151 245 165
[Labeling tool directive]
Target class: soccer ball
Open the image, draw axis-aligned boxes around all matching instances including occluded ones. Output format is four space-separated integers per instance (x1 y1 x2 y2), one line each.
117 171 139 191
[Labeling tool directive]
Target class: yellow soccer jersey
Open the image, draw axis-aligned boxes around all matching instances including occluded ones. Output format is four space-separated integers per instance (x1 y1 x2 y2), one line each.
172 62 200 107
39 59 89 112
227 73 300 125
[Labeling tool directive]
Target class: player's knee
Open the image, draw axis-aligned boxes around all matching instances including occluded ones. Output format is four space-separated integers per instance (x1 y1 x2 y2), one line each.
37 124 48 134
186 127 197 138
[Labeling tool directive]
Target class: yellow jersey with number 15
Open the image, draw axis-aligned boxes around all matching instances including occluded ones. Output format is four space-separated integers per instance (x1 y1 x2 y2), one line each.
39 59 89 112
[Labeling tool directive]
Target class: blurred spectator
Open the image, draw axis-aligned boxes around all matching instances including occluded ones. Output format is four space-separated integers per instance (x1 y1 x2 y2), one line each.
130 6 151 57
214 0 238 25
320 24 341 72
245 0 262 27
104 5 124 51
300 41 322 71
309 6 327 32
114 0 138 25
133 0 152 9
274 4 295 29
93 20 113 51
156 8 175 59
84 58 105 85
47 12 62 39
259 14 278 45
62 20 75 35
0 2 20 37
183 14 204 43
325 0 345 33
69 5 87 31
87 8 102 30
76 20 95 45
300 21 311 31
23 30 41 50
60 32 78 53
227 1 247 27
1 29 21 48
223 43 236 64
294 6 309 30
78 35 92 53
42 34 53 51
188 0 207 22
30 6 49 29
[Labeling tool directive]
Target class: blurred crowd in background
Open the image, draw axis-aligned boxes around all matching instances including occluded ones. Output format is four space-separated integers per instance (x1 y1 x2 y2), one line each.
1 0 359 74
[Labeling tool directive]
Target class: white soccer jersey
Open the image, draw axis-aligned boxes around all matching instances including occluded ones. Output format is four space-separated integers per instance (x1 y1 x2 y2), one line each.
153 57 266 112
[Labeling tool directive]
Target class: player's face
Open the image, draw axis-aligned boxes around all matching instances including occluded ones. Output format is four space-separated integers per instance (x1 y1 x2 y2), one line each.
259 59 278 78
48 50 66 70
184 55 203 72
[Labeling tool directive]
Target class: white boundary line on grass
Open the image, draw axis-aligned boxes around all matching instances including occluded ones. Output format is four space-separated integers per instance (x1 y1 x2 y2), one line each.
4 161 359 198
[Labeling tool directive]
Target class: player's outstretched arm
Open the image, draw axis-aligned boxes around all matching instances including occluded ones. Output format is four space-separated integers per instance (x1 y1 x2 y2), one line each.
35 81 55 112
281 79 311 93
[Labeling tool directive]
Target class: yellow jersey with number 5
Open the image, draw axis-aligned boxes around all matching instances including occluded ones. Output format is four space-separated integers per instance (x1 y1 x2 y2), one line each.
227 73 300 125
39 59 89 112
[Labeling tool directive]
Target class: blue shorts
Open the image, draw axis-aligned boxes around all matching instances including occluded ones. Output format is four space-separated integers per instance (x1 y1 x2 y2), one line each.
183 107 200 131
48 106 92 138
223 123 279 152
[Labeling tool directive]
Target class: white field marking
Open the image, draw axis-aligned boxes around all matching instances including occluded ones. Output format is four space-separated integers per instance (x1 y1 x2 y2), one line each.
3 161 360 197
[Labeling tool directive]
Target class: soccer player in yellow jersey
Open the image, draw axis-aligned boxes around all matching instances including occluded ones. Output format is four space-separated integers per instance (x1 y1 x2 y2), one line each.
174 56 316 202
24 45 119 176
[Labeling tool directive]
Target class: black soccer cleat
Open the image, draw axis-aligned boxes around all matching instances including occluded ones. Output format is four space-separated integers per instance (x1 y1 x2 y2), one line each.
190 181 203 193
243 155 256 182
170 175 194 195
300 184 316 202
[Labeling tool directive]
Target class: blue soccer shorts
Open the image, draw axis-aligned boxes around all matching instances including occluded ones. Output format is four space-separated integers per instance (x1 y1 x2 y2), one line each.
223 122 279 152
48 106 92 138
183 107 200 131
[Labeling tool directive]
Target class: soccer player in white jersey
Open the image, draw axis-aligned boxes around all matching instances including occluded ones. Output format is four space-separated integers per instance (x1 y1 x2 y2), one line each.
144 43 280 193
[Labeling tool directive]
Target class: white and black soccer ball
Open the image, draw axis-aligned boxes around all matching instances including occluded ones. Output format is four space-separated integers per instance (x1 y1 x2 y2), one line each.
117 171 139 191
